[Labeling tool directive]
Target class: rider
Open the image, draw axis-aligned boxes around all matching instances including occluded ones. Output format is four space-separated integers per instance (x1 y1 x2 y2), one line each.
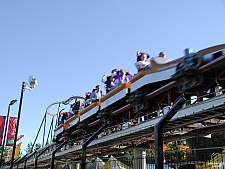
101 73 115 93
158 52 166 58
90 85 103 102
114 69 130 87
135 51 150 72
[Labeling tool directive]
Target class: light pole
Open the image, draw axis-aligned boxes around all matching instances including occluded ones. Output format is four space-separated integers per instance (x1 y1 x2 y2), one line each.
10 76 38 169
0 99 17 167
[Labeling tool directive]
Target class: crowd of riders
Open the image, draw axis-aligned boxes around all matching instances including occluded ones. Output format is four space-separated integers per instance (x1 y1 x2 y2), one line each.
58 51 166 124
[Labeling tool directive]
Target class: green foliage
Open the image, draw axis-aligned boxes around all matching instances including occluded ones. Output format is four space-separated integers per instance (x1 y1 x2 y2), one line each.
24 142 33 154
185 131 225 161
167 140 186 150
19 150 23 157
35 143 41 151
45 140 49 146
187 131 225 149
124 150 134 158
167 141 177 151
24 142 42 154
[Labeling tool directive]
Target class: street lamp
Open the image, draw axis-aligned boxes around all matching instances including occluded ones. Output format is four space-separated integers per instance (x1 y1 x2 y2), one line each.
10 76 38 169
0 99 17 167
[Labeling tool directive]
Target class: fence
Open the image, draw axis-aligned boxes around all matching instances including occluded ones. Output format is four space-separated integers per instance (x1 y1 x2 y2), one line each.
93 147 225 169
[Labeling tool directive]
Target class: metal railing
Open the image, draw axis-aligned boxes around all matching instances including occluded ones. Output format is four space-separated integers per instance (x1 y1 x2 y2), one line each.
72 147 225 169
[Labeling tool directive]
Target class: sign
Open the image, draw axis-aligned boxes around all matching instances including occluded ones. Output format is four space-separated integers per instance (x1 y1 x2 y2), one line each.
0 116 6 145
6 117 17 146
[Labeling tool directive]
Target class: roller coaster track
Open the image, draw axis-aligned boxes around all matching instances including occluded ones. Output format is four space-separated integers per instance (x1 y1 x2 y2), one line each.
46 96 84 116
15 44 225 168
23 94 225 167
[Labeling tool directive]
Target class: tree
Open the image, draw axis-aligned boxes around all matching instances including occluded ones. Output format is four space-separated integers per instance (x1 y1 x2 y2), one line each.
24 142 41 154
186 131 225 161
24 142 33 154
45 140 49 146
35 143 41 151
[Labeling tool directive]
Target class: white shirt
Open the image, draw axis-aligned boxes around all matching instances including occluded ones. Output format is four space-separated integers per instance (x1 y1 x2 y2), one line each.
90 90 103 101
96 90 102 99
135 61 150 70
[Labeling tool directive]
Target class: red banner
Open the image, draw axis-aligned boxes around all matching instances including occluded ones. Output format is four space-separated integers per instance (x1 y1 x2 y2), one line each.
0 116 6 145
6 117 17 146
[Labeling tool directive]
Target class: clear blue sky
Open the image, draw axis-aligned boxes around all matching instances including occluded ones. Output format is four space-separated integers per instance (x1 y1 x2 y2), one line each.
1 1 225 154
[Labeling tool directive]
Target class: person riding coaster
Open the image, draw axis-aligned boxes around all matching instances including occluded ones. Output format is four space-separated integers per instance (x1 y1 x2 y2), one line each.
135 51 151 72
102 69 133 93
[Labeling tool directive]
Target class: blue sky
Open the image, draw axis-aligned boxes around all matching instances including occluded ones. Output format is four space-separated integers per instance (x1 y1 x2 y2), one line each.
0 1 225 154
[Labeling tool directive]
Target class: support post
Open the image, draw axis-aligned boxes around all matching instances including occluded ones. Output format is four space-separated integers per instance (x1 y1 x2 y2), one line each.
15 154 27 169
81 144 87 169
34 146 50 169
23 151 36 169
51 139 68 169
154 97 185 169
10 82 26 169
31 114 47 153
0 99 17 167
81 124 107 169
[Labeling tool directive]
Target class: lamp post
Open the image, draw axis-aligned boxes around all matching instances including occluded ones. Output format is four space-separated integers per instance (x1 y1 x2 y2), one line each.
10 76 38 169
0 99 17 167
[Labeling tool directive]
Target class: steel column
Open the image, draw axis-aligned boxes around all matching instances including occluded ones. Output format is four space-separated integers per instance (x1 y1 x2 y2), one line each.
154 97 185 169
34 146 49 169
51 139 68 169
10 82 26 169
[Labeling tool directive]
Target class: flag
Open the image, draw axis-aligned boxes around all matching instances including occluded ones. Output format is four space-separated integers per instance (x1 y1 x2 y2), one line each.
0 116 6 145
16 135 24 142
4 142 22 162
6 117 17 146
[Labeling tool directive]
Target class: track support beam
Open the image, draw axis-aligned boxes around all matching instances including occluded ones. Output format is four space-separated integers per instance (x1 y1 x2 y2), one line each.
81 121 109 169
51 139 68 169
154 97 185 169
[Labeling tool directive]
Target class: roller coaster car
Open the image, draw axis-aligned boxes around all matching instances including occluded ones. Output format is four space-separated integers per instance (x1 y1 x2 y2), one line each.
53 44 225 141
128 44 225 101
53 57 184 140
54 101 101 140
128 57 183 103
172 44 225 92
99 83 130 114
94 57 182 117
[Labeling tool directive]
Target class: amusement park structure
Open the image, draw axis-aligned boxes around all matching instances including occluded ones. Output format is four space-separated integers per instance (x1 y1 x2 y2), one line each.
6 44 225 168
